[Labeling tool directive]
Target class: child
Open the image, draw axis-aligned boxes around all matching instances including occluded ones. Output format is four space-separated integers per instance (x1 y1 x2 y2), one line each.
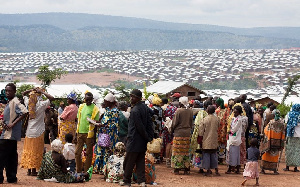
242 138 260 186
63 133 76 173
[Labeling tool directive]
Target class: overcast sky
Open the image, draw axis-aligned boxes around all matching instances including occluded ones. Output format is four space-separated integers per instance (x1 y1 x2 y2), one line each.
0 0 299 28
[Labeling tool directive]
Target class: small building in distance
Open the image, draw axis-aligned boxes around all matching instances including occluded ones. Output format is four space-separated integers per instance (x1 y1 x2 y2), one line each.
249 96 280 107
146 81 206 100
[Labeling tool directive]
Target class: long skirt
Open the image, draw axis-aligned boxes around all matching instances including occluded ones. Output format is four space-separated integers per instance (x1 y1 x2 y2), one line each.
285 137 300 167
261 149 280 171
243 161 259 179
21 133 44 169
93 125 119 173
226 145 240 166
58 120 76 144
240 137 247 165
37 151 76 183
171 137 190 169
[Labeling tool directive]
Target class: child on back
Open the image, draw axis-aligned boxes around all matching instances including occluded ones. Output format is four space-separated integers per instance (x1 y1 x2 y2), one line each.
242 138 260 186
63 133 76 173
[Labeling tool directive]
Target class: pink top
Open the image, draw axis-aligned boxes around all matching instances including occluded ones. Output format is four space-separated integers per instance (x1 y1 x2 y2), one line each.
60 104 78 121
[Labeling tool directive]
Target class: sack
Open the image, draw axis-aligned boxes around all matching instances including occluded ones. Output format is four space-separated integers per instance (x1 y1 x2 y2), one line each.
147 138 162 153
97 133 111 147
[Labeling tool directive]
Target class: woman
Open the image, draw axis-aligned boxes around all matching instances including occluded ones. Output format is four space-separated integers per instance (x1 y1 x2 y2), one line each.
59 92 78 144
250 106 264 146
226 105 243 174
21 88 54 176
260 109 285 174
284 104 300 172
93 93 119 174
190 100 210 173
171 96 193 174
215 98 229 164
37 139 89 183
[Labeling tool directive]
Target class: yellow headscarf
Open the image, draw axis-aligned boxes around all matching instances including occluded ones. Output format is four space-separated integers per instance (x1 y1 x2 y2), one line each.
152 94 162 106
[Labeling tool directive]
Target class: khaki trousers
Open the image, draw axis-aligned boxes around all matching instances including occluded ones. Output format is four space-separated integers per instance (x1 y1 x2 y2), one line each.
75 133 94 173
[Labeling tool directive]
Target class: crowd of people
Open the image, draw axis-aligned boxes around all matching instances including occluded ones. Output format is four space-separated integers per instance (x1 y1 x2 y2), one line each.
0 82 300 186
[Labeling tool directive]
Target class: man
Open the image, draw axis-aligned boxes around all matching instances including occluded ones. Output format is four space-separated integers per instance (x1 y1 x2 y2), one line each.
121 89 153 187
0 83 28 184
240 94 253 148
75 92 100 173
198 105 220 176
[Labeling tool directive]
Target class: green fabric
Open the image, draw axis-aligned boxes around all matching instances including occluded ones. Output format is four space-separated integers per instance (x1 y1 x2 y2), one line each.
118 111 128 137
37 151 76 183
78 104 100 133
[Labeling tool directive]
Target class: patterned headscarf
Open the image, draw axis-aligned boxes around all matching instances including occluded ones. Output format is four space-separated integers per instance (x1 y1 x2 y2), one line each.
272 109 281 121
287 104 300 137
67 92 77 101
216 98 225 109
0 89 8 104
114 142 125 157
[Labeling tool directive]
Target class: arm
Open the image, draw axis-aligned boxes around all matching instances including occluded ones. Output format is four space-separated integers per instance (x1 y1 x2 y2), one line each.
4 113 27 130
35 88 55 101
171 110 179 134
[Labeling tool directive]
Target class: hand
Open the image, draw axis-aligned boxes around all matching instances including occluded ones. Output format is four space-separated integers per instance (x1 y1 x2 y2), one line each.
4 123 14 130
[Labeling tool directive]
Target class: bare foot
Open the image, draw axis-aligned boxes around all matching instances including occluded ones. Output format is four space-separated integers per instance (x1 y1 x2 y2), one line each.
256 183 260 186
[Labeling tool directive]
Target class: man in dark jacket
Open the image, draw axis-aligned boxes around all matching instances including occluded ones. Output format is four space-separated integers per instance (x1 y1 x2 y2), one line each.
121 89 153 187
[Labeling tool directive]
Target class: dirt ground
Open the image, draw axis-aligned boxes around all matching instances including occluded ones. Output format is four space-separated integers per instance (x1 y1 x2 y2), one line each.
17 72 142 87
1 140 300 187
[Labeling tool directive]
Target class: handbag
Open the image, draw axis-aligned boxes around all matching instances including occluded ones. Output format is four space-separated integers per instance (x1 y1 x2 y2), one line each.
97 132 111 147
147 138 162 153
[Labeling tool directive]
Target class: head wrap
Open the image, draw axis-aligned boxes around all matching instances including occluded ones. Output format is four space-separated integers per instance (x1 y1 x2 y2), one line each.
287 104 300 137
272 109 280 121
224 103 228 108
171 93 181 98
104 93 116 103
216 98 225 109
0 89 8 104
179 96 189 109
152 94 162 105
67 92 77 101
114 142 125 157
51 139 63 153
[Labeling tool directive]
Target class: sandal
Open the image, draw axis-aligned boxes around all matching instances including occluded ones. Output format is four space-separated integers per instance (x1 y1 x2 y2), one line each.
293 168 300 172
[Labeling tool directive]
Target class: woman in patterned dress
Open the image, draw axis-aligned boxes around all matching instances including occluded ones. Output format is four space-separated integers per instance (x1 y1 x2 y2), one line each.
59 92 78 144
93 93 119 174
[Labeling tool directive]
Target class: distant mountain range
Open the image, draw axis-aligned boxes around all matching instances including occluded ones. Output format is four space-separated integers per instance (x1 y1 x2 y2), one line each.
0 13 299 52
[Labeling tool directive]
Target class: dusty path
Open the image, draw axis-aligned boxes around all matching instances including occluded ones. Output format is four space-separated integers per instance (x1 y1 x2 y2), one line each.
17 72 142 87
2 139 300 187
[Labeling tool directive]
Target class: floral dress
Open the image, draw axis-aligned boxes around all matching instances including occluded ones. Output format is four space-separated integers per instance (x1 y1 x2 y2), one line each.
93 107 119 173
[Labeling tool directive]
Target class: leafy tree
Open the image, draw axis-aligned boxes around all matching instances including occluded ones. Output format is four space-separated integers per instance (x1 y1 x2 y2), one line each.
16 84 34 100
36 65 67 88
277 103 292 118
114 83 130 102
281 75 300 104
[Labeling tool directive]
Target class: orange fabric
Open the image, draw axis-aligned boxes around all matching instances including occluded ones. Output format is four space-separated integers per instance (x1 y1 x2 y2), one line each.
262 152 279 163
21 132 44 169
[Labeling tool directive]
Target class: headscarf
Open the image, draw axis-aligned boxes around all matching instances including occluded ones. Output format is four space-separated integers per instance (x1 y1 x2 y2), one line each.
0 89 8 104
179 96 189 109
272 109 281 121
152 94 162 105
287 104 300 137
67 92 77 101
104 93 116 103
51 139 63 153
114 142 125 157
216 98 225 109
